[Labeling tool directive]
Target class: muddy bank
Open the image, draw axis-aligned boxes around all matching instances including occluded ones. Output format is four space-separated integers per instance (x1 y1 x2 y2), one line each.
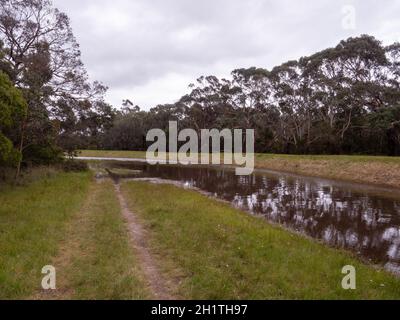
254 157 400 190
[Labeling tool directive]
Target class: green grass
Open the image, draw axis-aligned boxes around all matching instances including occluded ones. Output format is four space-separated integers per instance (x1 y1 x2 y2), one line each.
65 180 149 299
121 181 400 299
0 171 91 299
0 170 149 299
254 153 400 164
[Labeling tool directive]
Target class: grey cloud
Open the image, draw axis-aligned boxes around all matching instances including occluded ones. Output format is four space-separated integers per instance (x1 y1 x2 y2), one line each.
53 0 400 108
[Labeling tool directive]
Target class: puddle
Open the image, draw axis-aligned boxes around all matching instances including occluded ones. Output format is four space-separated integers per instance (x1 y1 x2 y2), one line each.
105 160 400 275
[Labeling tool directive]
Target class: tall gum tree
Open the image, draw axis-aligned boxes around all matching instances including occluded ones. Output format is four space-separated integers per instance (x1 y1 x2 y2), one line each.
0 0 107 176
0 71 27 176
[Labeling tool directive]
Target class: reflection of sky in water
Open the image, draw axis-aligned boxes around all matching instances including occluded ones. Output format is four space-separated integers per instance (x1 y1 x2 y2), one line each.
112 162 400 275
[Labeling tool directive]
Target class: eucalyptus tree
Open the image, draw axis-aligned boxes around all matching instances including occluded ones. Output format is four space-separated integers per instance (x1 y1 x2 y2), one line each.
0 71 27 177
99 35 400 155
0 0 106 173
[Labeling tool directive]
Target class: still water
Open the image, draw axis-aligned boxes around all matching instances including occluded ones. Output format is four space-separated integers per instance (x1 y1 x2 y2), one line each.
108 160 400 275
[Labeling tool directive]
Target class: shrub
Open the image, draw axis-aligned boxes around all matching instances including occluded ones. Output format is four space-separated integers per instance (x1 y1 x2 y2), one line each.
61 160 89 172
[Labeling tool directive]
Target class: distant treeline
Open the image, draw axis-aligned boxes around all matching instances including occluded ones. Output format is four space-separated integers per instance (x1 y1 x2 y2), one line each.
101 35 400 155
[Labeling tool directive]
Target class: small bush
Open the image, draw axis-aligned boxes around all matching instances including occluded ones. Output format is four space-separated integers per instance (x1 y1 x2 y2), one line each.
62 160 89 172
1 166 60 187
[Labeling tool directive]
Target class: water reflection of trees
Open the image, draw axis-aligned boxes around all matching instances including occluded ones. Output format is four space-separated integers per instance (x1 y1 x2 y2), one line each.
122 162 400 274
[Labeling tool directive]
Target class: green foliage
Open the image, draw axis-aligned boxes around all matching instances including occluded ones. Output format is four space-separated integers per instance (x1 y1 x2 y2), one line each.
0 71 27 167
102 35 400 156
23 144 63 165
0 135 22 167
0 0 109 169
61 160 89 172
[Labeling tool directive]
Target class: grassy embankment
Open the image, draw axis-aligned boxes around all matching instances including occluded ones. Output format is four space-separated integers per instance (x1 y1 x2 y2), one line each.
50 179 149 299
0 170 148 300
79 150 400 189
121 181 400 299
3 162 399 299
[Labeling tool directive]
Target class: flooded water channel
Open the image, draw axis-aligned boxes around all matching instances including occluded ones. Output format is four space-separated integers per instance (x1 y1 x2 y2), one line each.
106 160 400 275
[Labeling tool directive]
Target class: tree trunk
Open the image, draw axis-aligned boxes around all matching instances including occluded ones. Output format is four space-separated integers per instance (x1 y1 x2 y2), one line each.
14 119 26 183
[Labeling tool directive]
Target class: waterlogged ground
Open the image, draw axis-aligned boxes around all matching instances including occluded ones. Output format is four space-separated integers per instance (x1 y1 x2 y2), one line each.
105 160 400 276
2 168 400 299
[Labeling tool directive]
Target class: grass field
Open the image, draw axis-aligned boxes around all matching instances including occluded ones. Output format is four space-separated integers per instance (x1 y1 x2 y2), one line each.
0 170 149 300
2 163 400 300
56 179 149 300
0 171 91 299
121 181 400 299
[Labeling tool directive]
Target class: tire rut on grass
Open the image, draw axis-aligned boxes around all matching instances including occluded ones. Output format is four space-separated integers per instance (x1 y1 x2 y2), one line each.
113 182 176 300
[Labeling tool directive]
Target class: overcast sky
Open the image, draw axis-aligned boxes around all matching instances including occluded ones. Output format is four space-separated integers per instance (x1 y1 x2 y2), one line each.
53 0 400 110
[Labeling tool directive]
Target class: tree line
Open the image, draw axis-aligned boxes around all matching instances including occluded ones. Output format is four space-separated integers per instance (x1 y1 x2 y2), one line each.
103 35 400 155
0 0 113 179
1 0 400 181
